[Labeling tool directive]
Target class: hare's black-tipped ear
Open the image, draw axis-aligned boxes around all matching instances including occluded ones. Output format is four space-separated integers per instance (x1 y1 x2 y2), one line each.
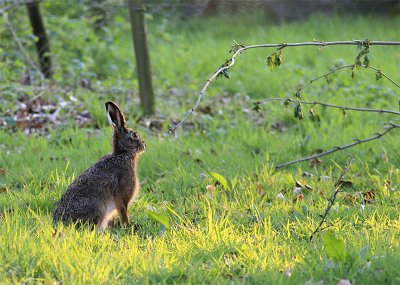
105 101 126 129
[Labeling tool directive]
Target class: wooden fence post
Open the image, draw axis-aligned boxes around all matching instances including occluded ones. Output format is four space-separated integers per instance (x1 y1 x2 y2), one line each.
128 0 155 115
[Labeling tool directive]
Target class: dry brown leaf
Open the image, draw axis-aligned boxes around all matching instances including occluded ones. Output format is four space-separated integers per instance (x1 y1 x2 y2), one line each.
293 193 304 203
270 122 287 132
383 179 390 191
198 105 213 115
295 180 313 192
256 183 265 197
295 180 304 188
305 184 313 191
343 193 357 204
363 191 376 203
309 157 322 166
206 185 216 192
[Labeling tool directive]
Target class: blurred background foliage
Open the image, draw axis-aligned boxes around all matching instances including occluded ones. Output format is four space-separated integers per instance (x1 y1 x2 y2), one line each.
1 0 398 86
0 0 399 133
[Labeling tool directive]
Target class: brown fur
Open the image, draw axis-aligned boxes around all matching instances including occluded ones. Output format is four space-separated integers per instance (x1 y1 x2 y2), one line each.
53 101 145 229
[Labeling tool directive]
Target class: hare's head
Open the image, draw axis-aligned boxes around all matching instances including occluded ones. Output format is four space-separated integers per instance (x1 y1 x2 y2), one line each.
105 101 146 155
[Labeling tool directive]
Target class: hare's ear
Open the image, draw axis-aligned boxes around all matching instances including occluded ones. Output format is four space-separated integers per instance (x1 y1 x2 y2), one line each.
105 101 126 129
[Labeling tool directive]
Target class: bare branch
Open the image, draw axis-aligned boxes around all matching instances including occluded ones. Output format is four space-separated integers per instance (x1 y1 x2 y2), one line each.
275 123 400 169
309 158 353 241
169 40 400 132
255 98 400 116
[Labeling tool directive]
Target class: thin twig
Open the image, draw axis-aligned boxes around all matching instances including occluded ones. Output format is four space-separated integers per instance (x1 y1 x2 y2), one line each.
169 40 400 132
297 64 400 92
2 11 44 80
366 65 400 89
275 123 400 169
168 79 214 132
299 65 353 92
255 98 400 116
309 158 353 241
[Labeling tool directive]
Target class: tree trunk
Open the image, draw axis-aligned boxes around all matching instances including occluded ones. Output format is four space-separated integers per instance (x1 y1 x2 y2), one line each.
128 0 155 116
26 1 52 79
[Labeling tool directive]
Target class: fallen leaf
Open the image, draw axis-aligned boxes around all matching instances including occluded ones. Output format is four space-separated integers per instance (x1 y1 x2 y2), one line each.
343 193 357 204
295 180 304 188
223 254 232 267
198 105 212 115
304 280 325 285
294 180 313 192
256 183 265 197
16 118 44 129
0 187 7 193
80 78 92 90
302 172 313 178
206 185 216 192
148 120 163 132
320 176 331 182
270 122 287 132
293 193 304 203
0 168 6 176
383 179 390 191
293 187 302 194
363 191 376 203
305 184 313 191
336 279 351 285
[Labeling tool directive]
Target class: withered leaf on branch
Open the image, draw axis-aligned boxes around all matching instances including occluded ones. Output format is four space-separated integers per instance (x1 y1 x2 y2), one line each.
310 157 322 166
294 102 304 119
340 180 353 188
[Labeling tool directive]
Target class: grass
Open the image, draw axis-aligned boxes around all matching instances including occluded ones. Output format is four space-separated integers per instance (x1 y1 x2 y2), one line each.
1 8 400 285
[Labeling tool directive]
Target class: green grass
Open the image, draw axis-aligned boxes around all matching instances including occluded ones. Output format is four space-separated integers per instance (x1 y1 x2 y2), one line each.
1 9 400 285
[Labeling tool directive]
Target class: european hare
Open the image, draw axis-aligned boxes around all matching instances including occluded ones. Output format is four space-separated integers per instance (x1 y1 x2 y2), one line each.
53 101 146 230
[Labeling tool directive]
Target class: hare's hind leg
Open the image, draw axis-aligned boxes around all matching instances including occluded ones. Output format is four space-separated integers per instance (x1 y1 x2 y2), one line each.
108 218 115 228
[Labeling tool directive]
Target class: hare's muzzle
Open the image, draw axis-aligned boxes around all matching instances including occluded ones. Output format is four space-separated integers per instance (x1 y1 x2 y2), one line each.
139 139 146 151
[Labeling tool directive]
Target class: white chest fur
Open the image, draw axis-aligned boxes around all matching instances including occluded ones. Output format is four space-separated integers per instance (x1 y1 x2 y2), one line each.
98 200 118 230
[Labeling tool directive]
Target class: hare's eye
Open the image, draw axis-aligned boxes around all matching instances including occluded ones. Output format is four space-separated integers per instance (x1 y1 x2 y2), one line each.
130 132 138 139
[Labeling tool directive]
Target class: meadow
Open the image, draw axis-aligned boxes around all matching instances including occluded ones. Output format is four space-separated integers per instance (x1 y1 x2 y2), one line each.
0 6 400 284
